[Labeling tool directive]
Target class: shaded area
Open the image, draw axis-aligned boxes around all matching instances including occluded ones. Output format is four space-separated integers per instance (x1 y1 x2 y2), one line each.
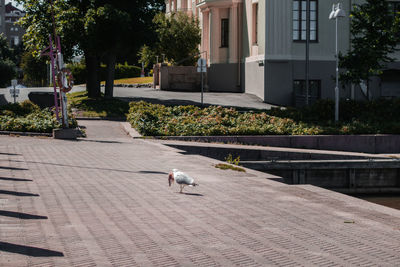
0 152 21 156
0 190 39 197
182 192 204 197
138 171 168 175
77 139 124 144
352 194 400 210
115 96 265 112
0 177 32 182
0 210 48 219
0 166 28 171
0 94 7 106
0 241 64 257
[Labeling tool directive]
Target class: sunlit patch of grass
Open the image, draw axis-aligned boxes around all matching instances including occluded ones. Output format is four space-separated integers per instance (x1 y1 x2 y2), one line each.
100 77 153 85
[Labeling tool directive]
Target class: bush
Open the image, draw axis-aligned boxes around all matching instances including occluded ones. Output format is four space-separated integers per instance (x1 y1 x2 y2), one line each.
127 100 400 136
68 62 141 85
0 100 77 133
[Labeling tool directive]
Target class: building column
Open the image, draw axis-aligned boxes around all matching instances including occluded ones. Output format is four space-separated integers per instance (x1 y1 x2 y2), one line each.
210 7 220 64
201 9 210 64
229 3 238 63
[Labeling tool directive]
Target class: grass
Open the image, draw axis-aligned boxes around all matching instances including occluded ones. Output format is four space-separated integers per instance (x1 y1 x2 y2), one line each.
100 77 153 85
215 163 246 172
67 91 129 118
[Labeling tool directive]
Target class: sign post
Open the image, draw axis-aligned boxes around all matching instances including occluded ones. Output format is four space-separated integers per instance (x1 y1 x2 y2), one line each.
197 58 207 106
10 79 18 103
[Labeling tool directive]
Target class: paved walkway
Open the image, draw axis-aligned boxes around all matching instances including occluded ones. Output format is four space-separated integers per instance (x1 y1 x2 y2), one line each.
0 86 276 110
0 120 400 266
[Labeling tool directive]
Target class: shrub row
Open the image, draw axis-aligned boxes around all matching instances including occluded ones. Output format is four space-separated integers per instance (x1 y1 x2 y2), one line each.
0 101 77 133
127 100 400 136
68 63 141 85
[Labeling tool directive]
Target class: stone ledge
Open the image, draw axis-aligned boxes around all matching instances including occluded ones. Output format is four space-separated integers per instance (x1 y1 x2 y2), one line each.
53 128 78 140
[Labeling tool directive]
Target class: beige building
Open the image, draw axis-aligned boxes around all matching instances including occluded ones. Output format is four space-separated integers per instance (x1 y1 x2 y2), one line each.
0 1 25 47
167 0 400 106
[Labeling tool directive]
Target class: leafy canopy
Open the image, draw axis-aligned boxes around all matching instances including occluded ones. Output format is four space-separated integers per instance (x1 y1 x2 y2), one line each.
339 0 400 85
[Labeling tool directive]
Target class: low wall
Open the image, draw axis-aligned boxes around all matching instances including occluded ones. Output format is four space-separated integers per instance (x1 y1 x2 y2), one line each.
158 64 202 91
156 135 400 154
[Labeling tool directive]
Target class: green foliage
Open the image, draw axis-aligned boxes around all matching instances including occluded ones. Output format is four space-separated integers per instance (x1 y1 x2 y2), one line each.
0 34 17 87
67 62 141 85
138 44 157 69
140 12 201 66
20 50 48 87
127 100 400 136
225 154 241 166
67 91 129 118
339 0 400 87
0 100 77 133
215 163 246 172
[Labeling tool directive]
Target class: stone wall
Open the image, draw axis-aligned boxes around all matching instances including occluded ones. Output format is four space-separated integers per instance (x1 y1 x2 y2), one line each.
156 64 203 91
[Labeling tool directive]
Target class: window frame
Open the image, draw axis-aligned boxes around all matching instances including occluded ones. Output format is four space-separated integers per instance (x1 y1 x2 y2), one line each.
293 0 319 43
221 18 229 48
293 80 321 98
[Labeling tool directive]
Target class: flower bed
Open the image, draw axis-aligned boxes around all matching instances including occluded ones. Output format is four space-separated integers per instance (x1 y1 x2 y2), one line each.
127 100 400 136
0 101 77 133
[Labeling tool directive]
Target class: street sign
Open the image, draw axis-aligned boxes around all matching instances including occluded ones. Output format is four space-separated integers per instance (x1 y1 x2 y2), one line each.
197 58 207 73
11 79 17 87
9 88 20 95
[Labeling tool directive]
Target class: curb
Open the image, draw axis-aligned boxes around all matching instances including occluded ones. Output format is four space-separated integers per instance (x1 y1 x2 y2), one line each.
120 122 142 138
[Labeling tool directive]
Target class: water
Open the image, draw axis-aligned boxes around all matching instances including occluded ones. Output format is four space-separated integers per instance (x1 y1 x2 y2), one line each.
352 194 400 210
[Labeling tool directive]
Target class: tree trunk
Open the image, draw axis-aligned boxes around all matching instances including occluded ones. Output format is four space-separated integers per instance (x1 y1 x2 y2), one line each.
85 53 101 98
104 53 116 99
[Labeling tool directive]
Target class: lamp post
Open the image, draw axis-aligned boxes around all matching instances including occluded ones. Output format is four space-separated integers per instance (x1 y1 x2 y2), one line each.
329 3 345 122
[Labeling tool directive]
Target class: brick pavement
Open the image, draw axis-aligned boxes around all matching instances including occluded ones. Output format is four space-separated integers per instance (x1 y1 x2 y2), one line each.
0 120 400 266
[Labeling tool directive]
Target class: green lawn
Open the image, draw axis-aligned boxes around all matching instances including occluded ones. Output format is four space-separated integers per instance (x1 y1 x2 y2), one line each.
101 77 153 85
67 91 129 118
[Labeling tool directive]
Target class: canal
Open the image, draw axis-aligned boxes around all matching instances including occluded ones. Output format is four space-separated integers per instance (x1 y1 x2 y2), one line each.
353 194 400 210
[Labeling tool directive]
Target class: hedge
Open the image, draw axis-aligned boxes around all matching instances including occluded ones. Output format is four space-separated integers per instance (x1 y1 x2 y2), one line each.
0 101 77 133
127 100 400 136
67 63 141 85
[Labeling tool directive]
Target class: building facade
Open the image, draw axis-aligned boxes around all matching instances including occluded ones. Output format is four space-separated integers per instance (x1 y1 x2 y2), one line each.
0 0 5 35
4 2 25 47
166 0 400 106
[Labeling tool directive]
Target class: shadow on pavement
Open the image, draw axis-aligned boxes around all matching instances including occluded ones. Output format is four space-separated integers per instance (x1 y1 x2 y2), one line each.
77 139 124 144
0 241 64 257
0 152 21 156
0 190 39 197
138 171 168 175
0 166 28 171
181 192 204 197
0 210 48 220
0 94 7 106
0 177 32 182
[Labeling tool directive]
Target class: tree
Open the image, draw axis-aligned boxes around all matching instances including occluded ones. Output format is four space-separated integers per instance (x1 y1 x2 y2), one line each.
20 50 48 87
339 0 400 97
139 12 201 67
17 0 163 98
0 34 17 87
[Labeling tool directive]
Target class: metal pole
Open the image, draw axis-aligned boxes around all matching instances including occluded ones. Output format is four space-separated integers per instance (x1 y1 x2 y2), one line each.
13 84 16 104
335 17 339 122
305 0 310 106
201 70 204 107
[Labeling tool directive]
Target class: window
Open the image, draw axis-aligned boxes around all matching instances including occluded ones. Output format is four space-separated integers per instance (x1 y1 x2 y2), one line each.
221 18 229 47
252 3 258 45
293 0 318 41
293 80 321 98
388 1 400 38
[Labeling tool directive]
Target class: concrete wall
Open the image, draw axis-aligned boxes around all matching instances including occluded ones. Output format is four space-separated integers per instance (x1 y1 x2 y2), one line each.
208 63 242 92
244 59 264 99
159 65 202 91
